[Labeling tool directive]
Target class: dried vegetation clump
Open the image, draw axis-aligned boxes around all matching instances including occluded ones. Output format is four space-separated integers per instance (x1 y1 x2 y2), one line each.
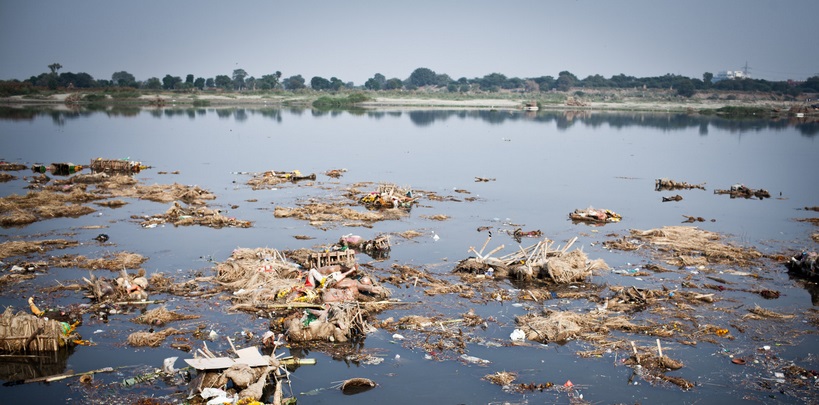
246 170 316 190
214 248 302 310
454 236 609 284
655 178 706 191
137 201 251 229
274 203 404 228
0 190 101 226
127 327 183 347
2 171 238 230
132 306 200 325
608 226 762 267
49 251 147 270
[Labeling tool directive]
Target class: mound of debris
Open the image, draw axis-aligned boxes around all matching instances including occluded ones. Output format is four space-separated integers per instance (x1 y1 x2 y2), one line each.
0 306 80 352
454 236 609 283
655 178 706 191
606 226 763 267
569 207 622 224
247 169 316 190
136 201 252 229
714 184 771 199
358 183 417 209
213 247 390 344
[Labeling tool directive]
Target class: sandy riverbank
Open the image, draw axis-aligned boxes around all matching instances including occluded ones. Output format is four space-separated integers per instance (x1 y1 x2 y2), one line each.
1 91 813 114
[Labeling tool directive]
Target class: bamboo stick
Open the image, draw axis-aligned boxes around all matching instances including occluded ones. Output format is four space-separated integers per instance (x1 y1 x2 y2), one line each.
483 245 505 258
656 339 663 359
479 235 492 255
227 337 237 355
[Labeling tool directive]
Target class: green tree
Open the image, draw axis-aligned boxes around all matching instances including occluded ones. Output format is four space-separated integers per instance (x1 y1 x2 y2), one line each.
330 77 344 91
609 74 636 88
214 75 232 89
185 74 194 85
112 71 136 87
556 71 578 91
373 73 386 87
260 72 281 90
479 73 507 91
533 75 555 91
435 73 452 87
48 63 62 75
162 74 182 90
408 67 437 87
365 73 387 90
144 77 162 90
205 78 215 88
505 77 524 89
702 72 713 87
194 77 206 90
580 74 609 88
675 78 696 97
232 69 248 90
800 76 819 92
59 72 95 88
311 76 331 90
384 78 403 90
364 78 381 90
283 75 306 90
245 76 256 91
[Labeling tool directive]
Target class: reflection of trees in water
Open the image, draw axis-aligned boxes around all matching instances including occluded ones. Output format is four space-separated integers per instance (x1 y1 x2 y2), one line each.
1 107 815 136
408 110 447 127
234 109 248 122
399 109 818 137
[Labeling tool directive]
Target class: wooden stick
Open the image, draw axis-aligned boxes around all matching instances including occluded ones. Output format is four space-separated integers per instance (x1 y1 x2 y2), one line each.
561 236 578 254
483 244 505 258
6 367 115 385
227 337 237 355
630 341 640 364
656 339 663 359
46 367 114 382
24 326 44 352
479 236 492 255
468 247 484 260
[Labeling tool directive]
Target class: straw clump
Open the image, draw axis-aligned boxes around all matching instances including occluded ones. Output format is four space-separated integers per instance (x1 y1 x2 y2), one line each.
619 226 762 267
515 310 637 343
133 306 200 325
126 327 183 347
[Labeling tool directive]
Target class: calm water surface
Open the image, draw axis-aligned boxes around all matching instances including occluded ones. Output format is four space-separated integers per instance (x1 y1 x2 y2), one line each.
0 106 817 404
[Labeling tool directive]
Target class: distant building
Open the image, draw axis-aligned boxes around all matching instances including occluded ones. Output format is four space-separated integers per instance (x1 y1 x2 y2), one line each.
714 63 752 82
713 70 749 82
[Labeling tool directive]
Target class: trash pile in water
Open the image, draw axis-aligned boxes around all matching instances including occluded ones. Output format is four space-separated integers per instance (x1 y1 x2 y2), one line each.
568 207 622 224
1 157 817 403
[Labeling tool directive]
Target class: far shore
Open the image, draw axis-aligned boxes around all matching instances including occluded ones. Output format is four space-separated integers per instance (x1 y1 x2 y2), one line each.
1 90 816 115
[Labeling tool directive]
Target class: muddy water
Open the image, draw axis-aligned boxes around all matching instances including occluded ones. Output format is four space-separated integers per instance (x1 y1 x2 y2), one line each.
0 107 817 404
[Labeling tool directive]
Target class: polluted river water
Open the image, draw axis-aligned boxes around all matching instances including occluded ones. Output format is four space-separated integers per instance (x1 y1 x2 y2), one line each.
0 106 817 404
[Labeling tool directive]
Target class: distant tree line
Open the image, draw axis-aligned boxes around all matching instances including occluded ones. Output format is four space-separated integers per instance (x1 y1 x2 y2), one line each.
2 63 818 98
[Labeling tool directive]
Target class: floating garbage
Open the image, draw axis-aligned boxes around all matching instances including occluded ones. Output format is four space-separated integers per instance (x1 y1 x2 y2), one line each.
510 329 526 342
340 377 376 395
714 183 770 199
569 207 622 224
460 354 490 365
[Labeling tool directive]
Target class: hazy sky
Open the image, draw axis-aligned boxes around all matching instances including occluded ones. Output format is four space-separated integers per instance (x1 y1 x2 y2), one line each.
1 0 817 85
